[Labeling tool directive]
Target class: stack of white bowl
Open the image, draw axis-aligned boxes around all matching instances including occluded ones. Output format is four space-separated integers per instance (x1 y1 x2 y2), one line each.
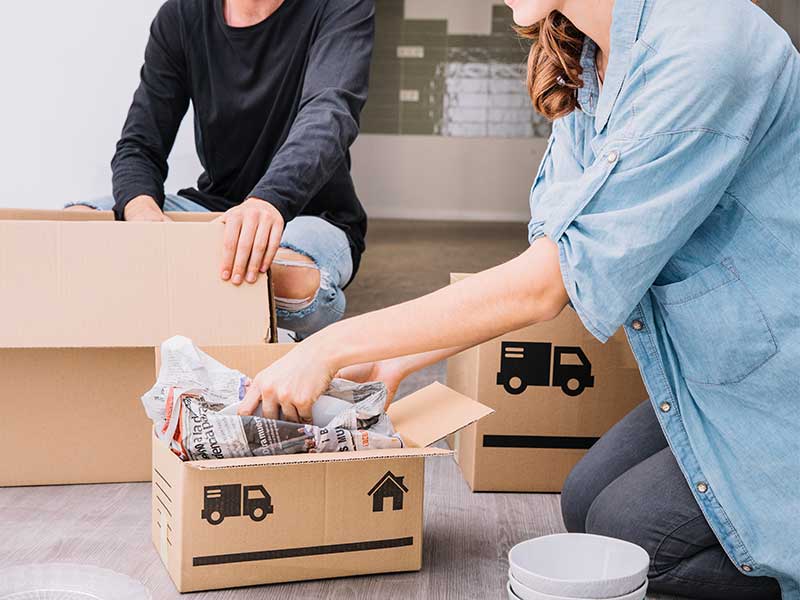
507 534 650 600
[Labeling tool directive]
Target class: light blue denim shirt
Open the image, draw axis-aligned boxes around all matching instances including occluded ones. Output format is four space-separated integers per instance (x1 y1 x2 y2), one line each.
528 0 800 595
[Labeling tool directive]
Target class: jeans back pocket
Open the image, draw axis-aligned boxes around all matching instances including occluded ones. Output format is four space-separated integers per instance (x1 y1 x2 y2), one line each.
650 259 778 385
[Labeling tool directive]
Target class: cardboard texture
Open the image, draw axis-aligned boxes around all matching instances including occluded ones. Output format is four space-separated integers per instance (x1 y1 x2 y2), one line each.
446 274 647 493
0 210 276 487
152 344 493 592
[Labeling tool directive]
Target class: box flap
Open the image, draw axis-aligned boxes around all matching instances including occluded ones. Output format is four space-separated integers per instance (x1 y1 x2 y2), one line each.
182 446 453 471
0 221 272 348
165 212 222 222
0 208 221 223
0 208 114 221
388 382 494 448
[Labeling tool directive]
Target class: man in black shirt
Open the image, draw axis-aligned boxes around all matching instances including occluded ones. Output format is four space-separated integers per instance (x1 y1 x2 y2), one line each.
67 0 374 338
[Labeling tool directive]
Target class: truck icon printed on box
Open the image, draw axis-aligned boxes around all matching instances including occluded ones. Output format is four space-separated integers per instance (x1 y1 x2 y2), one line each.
201 484 274 526
496 342 595 397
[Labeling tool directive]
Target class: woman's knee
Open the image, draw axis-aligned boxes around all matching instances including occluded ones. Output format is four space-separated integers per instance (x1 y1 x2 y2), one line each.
582 448 705 571
560 456 597 534
583 472 656 562
560 401 663 535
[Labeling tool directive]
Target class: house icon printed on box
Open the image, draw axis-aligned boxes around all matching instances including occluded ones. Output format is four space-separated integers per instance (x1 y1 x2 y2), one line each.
368 471 408 512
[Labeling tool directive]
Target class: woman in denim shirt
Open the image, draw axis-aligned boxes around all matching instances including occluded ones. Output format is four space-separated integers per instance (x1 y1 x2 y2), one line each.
239 0 799 597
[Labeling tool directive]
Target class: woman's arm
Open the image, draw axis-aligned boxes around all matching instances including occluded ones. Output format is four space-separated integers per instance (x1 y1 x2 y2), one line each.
318 237 566 366
337 345 469 408
238 237 568 421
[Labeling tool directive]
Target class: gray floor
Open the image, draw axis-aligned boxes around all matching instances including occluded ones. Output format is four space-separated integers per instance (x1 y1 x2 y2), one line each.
0 220 683 599
345 219 531 317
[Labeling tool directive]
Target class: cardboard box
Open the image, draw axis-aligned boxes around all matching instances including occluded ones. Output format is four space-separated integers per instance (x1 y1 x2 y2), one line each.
151 343 492 592
0 209 276 486
446 274 646 492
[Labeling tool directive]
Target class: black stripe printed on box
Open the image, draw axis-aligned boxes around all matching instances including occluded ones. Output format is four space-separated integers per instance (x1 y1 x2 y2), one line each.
193 536 414 567
483 435 599 449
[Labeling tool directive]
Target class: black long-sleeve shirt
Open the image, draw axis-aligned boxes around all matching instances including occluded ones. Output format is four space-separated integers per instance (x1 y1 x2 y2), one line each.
111 0 374 273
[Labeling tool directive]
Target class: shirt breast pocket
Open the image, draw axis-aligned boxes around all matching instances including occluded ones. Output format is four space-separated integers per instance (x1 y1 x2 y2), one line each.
650 259 778 385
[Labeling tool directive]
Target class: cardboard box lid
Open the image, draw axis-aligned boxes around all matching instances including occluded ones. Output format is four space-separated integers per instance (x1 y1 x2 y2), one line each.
0 208 115 221
185 446 454 471
0 216 272 348
386 382 493 448
0 208 221 223
176 382 493 470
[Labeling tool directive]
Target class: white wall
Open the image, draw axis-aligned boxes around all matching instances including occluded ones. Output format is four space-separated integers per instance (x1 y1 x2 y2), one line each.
405 0 501 35
352 135 543 222
0 1 538 222
0 1 200 209
3 1 797 218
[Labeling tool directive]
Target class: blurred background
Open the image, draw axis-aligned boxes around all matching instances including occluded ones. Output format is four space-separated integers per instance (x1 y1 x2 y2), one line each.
0 0 796 315
2 1 794 215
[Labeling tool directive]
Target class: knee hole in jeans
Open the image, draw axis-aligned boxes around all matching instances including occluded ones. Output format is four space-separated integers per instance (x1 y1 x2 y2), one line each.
272 249 322 311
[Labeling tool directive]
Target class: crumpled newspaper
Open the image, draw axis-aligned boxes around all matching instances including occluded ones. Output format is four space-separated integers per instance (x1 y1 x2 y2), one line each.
141 336 403 461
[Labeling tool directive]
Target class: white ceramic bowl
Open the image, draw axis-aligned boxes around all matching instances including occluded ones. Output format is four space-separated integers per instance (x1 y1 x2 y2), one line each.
508 534 649 599
509 580 524 600
508 570 648 600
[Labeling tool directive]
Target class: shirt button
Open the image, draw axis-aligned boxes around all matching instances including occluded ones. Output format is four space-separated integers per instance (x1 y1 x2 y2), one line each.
607 150 619 164
660 402 671 413
631 319 644 331
696 482 709 494
742 564 753 573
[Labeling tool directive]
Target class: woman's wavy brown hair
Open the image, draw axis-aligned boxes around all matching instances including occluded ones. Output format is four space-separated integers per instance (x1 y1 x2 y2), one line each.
518 2 759 121
517 12 585 121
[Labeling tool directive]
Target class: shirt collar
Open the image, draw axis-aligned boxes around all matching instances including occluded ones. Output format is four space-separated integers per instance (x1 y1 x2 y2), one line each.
579 0 647 134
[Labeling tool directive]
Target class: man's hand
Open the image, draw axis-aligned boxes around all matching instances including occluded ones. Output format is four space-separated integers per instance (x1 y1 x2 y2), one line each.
124 195 172 221
217 197 284 285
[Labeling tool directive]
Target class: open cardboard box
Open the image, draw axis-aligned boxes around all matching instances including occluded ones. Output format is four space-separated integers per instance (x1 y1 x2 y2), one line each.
152 343 493 592
0 209 276 486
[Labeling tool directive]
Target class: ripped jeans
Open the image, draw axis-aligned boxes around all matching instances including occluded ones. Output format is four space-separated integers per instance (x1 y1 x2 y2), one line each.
67 194 353 337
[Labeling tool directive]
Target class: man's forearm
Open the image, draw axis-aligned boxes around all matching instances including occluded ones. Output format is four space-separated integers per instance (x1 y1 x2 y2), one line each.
249 0 374 221
111 151 167 219
310 237 569 372
111 1 190 220
249 93 362 223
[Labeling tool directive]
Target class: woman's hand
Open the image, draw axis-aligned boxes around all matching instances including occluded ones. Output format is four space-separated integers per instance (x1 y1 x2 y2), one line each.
237 342 336 423
336 359 408 408
233 239 567 423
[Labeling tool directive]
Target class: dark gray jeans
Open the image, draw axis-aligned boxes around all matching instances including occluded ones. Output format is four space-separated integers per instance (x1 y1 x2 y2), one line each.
560 401 781 600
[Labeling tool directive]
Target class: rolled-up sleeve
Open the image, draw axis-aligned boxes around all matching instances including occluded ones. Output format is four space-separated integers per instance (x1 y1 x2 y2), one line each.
528 116 584 244
545 130 748 342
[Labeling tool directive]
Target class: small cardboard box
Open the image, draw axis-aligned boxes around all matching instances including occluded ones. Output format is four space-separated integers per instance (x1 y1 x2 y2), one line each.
151 343 492 592
0 209 276 487
446 274 646 492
